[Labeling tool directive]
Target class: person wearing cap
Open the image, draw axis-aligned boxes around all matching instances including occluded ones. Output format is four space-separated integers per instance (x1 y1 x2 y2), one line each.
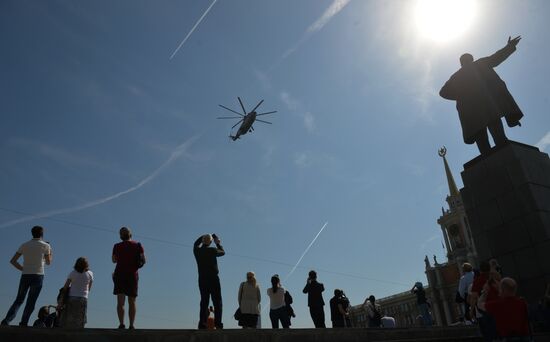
194 233 225 329
1 226 52 327
303 270 326 328
112 227 145 329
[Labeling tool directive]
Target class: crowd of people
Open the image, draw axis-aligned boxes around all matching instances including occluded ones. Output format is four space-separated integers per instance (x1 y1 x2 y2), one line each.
1 226 144 329
456 260 533 341
0 225 543 339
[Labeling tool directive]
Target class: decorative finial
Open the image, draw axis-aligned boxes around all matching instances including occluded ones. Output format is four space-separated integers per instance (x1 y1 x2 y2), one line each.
438 146 447 157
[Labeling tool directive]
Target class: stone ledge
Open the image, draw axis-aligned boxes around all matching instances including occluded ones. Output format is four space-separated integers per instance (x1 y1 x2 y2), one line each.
0 326 484 342
2 326 549 342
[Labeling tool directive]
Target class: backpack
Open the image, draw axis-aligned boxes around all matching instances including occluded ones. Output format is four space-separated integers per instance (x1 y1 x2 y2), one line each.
285 291 293 305
371 305 382 325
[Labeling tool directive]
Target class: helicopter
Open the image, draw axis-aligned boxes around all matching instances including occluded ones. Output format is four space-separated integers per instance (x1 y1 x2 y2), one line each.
217 97 277 141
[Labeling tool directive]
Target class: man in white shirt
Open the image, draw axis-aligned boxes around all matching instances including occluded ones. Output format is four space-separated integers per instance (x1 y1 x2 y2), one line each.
458 263 474 321
1 226 52 327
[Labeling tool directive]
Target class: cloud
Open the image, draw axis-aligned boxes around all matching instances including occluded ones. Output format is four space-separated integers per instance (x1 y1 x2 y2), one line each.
8 138 130 177
536 131 550 151
0 135 200 229
294 152 311 168
303 112 316 132
420 234 440 250
254 69 272 91
280 91 299 111
280 91 316 133
282 0 351 59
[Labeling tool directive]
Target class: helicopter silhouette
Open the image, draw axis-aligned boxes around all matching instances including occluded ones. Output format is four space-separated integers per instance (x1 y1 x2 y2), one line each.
217 97 276 141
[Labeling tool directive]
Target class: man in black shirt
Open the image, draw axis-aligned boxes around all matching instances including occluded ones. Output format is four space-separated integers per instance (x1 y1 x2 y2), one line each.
303 270 326 328
193 234 225 329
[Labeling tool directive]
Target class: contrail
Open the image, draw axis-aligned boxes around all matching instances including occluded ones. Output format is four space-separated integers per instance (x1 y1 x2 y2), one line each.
284 222 328 281
280 0 351 60
0 135 200 229
169 0 218 60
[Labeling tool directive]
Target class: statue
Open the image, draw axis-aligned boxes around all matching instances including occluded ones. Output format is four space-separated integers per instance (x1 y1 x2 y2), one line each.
424 255 430 269
439 36 523 155
433 255 438 265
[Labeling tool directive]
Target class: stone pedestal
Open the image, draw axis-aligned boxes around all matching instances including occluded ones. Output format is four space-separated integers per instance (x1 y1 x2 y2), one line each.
460 141 550 303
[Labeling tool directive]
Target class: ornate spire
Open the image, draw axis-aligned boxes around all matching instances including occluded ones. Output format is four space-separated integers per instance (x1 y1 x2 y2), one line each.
438 147 459 197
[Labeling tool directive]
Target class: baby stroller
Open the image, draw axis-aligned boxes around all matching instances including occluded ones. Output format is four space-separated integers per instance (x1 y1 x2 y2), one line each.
32 287 67 328
32 305 59 328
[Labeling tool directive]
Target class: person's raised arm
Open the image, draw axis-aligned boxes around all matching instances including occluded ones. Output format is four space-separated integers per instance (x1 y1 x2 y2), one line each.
214 236 225 257
193 236 203 257
9 252 23 271
303 280 310 294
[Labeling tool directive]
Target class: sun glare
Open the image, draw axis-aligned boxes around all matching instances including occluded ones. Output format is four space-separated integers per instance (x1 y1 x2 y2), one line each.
415 0 476 42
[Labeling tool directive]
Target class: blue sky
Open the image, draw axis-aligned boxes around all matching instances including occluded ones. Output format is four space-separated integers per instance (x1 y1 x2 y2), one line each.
1 0 549 329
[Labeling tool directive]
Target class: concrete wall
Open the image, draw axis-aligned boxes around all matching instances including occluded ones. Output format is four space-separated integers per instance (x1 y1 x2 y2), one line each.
0 326 486 342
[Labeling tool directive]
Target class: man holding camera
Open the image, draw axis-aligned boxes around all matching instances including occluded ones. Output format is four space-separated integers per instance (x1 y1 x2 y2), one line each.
303 270 326 328
194 233 225 329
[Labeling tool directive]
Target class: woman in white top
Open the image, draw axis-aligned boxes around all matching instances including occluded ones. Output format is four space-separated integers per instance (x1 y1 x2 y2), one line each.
267 274 290 328
238 272 261 328
61 257 93 328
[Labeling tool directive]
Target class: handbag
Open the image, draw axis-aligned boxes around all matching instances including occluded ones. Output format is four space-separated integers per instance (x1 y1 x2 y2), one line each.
234 308 242 321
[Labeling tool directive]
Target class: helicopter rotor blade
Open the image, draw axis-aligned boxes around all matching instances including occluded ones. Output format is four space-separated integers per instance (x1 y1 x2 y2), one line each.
217 116 243 119
219 105 244 116
251 99 264 113
256 111 277 116
237 97 247 115
256 119 272 124
231 119 244 129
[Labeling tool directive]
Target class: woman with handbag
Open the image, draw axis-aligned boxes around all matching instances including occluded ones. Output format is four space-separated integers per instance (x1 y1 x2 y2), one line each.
237 272 261 328
267 275 291 329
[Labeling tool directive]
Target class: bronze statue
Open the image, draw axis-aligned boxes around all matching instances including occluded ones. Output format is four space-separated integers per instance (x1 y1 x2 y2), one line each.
440 36 523 154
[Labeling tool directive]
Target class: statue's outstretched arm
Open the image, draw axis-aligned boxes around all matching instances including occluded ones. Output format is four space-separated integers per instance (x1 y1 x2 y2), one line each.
483 36 521 68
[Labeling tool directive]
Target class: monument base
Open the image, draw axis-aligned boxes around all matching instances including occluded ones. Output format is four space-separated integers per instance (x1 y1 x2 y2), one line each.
460 141 550 302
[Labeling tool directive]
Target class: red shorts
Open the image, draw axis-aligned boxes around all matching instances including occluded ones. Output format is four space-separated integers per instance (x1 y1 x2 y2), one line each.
113 272 138 297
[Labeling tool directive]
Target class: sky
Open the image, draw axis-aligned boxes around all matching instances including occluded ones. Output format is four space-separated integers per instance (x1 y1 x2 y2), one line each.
1 0 549 329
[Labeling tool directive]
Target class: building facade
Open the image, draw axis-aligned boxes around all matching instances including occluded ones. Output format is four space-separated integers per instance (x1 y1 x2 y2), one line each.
349 148 478 327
